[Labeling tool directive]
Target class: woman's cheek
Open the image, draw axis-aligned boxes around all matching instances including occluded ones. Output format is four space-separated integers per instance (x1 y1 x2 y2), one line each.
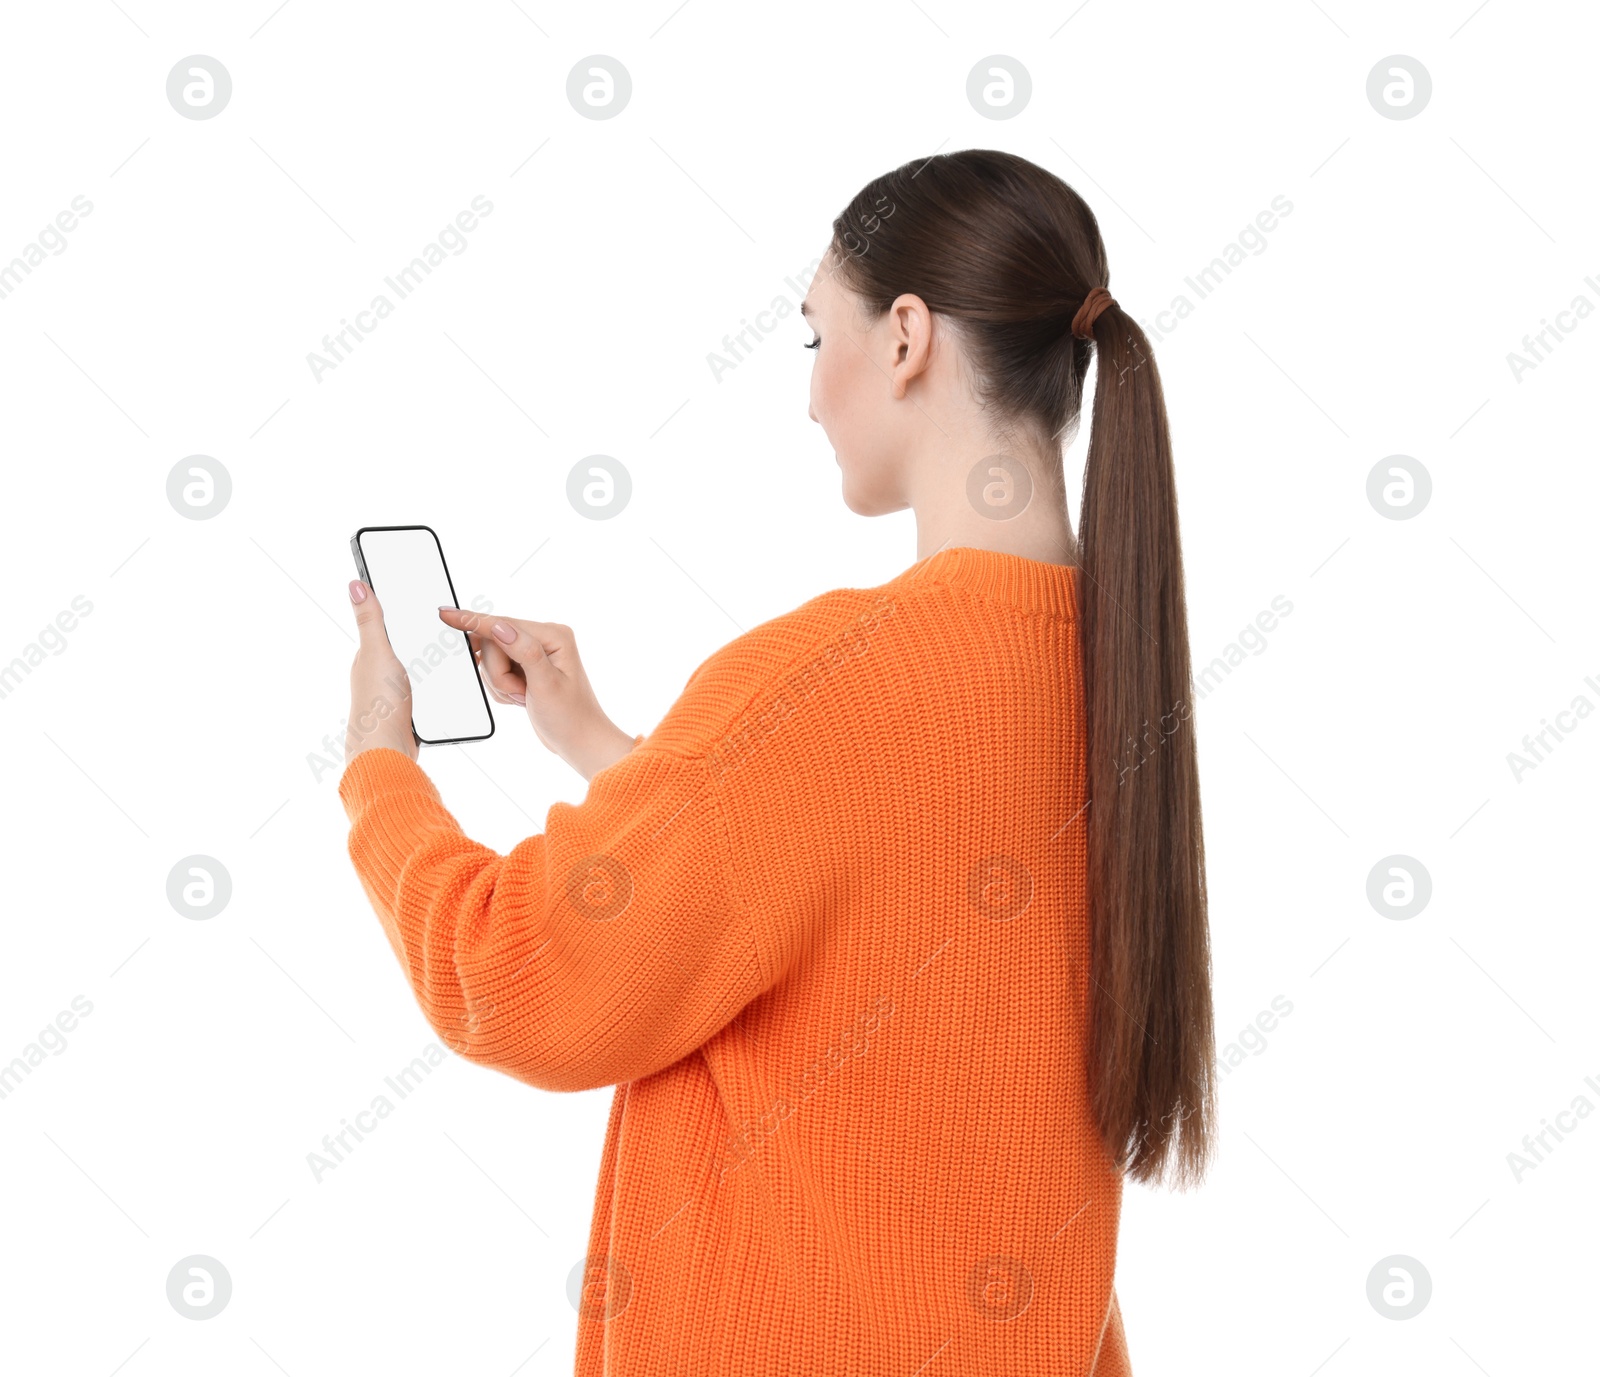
816 356 852 434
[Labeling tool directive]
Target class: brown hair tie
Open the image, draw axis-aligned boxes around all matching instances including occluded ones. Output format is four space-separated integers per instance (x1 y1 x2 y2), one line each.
1071 285 1116 339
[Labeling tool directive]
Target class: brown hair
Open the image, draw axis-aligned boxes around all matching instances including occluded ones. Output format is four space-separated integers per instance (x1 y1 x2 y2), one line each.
828 149 1215 1187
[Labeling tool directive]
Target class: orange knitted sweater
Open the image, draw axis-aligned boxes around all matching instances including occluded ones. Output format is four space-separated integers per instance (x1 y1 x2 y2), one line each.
339 545 1131 1375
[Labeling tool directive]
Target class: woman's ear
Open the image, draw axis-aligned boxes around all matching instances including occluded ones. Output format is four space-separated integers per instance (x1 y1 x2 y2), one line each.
887 293 936 400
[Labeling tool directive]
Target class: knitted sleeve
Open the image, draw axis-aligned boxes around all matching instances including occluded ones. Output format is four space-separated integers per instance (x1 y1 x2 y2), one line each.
338 741 765 1094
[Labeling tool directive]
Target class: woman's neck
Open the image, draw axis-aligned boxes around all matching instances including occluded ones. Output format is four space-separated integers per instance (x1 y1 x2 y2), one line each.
910 449 1078 566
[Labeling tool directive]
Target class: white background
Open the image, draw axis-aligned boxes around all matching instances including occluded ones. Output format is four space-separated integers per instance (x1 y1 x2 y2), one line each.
1 2 1595 1373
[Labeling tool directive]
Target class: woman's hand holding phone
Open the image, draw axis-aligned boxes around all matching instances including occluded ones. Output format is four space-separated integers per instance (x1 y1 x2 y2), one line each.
345 579 420 764
437 607 635 782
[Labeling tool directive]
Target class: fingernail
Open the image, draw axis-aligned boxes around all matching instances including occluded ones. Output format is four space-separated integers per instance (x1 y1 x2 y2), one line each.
491 621 515 644
349 580 367 603
509 693 526 705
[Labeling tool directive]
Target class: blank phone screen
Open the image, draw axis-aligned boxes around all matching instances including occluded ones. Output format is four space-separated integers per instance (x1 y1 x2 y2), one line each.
355 527 492 744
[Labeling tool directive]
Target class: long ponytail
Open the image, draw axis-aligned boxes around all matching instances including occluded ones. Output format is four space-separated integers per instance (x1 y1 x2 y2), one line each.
1076 300 1215 1187
830 149 1216 1187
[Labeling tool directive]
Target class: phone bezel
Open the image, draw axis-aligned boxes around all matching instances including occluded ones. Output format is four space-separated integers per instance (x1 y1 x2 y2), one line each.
349 524 496 747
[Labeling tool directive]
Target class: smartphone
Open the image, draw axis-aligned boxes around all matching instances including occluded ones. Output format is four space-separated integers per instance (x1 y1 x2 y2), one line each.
350 525 495 746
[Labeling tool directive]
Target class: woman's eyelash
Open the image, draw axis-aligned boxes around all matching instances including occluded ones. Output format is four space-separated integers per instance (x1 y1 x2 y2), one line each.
804 336 820 349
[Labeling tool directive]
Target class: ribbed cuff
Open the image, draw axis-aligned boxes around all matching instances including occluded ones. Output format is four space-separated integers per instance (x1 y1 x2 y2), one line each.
338 748 463 917
338 746 440 818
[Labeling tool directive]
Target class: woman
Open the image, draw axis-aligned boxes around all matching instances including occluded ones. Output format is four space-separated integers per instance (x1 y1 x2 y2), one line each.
340 148 1215 1375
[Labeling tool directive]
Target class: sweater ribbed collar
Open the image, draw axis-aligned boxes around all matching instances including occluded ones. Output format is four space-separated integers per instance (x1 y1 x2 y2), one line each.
891 545 1080 620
